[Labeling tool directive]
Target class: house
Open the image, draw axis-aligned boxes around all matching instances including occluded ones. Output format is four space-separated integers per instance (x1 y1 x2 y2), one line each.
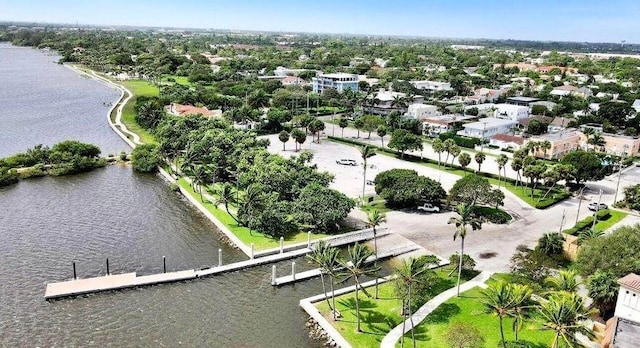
579 132 640 156
493 104 530 121
405 104 440 120
312 73 359 94
410 80 453 92
422 114 477 136
457 118 517 140
601 273 640 348
632 99 640 113
550 85 578 97
548 117 573 133
506 96 540 107
574 86 594 98
274 66 309 77
364 89 424 115
165 103 222 119
465 103 496 116
490 134 526 150
465 88 509 104
530 100 557 113
529 130 581 159
281 76 306 86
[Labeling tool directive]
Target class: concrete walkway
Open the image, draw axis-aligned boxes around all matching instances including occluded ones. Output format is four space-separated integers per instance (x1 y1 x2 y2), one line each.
380 271 494 348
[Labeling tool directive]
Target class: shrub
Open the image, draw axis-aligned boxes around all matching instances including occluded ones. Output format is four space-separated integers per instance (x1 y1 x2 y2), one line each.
0 167 19 187
131 144 160 173
474 206 512 224
537 232 564 255
438 132 481 149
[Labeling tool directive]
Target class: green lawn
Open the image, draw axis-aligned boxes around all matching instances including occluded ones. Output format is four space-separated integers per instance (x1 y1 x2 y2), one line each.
118 80 159 144
315 267 476 348
360 198 392 214
402 280 554 347
594 210 628 232
176 178 331 250
161 75 192 85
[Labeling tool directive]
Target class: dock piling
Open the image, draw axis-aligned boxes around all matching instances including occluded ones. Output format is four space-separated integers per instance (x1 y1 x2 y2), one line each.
291 261 296 281
163 256 166 273
271 265 277 285
218 249 222 267
72 261 77 280
280 237 284 253
106 258 110 276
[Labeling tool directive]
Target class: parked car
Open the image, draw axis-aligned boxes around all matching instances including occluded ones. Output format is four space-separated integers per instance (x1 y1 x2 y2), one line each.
417 203 440 213
366 180 376 186
587 202 608 211
336 159 357 166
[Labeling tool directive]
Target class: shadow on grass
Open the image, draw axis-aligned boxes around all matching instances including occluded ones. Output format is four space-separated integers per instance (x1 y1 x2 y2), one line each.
423 303 461 324
338 298 378 312
359 309 402 335
399 323 434 345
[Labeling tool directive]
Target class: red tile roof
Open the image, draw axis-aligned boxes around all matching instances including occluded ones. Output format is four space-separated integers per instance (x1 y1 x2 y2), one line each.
619 273 640 293
491 133 525 145
166 103 221 118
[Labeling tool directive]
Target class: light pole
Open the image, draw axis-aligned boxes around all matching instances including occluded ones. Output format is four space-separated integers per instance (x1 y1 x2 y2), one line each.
558 209 566 234
613 145 629 204
592 189 603 231
575 186 586 226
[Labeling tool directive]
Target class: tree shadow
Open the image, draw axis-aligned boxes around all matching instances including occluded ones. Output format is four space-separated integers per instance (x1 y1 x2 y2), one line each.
399 323 434 345
338 297 378 311
423 303 461 324
358 309 402 335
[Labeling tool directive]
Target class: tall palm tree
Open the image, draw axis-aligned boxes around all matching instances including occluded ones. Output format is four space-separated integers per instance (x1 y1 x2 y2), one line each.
577 228 604 245
191 163 208 201
323 246 342 321
448 203 482 297
214 182 238 222
366 209 386 298
395 257 437 348
360 145 377 202
496 154 509 188
545 270 580 293
481 281 514 348
432 139 445 168
538 292 595 348
306 241 334 314
510 284 533 342
588 133 606 152
238 184 265 235
338 243 381 333
475 152 486 172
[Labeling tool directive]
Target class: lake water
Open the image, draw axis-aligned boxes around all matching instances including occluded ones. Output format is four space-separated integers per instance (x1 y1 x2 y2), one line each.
0 43 324 347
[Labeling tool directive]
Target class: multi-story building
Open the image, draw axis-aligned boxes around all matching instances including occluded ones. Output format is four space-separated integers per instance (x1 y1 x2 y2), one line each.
457 118 517 140
602 273 640 348
493 104 530 121
529 130 581 159
409 80 453 92
405 104 440 120
578 132 640 156
312 73 359 94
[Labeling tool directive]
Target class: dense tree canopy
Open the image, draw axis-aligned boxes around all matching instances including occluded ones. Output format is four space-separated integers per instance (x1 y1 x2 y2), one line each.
560 150 604 184
577 224 640 277
374 169 446 208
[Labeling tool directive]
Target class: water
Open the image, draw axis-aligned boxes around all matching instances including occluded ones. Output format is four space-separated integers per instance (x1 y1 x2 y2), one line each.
0 43 325 347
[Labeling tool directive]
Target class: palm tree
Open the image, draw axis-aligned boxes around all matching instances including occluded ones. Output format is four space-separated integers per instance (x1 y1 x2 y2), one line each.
450 145 461 165
448 203 482 297
510 284 533 342
366 209 386 298
377 125 387 148
338 243 381 333
538 292 595 348
306 241 335 314
545 271 580 293
578 228 604 245
475 152 486 172
214 182 238 222
481 281 514 348
496 154 509 188
432 139 445 168
458 152 471 173
323 246 342 321
360 145 376 202
588 133 606 152
395 257 437 348
338 117 348 137
238 184 264 235
587 269 619 319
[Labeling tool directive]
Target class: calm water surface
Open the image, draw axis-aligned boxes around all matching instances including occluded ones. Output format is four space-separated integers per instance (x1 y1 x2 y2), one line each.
0 43 325 347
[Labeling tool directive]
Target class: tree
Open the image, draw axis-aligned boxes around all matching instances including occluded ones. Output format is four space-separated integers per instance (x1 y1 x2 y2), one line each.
523 163 546 199
622 183 640 210
375 169 446 208
538 292 595 348
360 114 384 139
577 224 640 277
448 203 482 296
474 152 486 172
458 152 471 172
360 145 376 201
278 130 290 151
214 182 238 222
353 117 365 138
598 100 636 127
526 119 548 135
531 104 550 116
444 322 484 348
338 243 380 333
587 269 619 319
307 241 336 315
366 209 386 298
377 125 387 147
308 118 325 143
537 232 564 256
449 144 461 165
131 144 160 173
291 128 307 151
443 138 456 164
510 284 533 342
561 150 604 184
388 129 423 158
338 117 348 137
432 138 445 168
449 174 503 207
545 270 580 292
294 183 355 231
481 281 513 347
237 184 265 234
587 132 606 152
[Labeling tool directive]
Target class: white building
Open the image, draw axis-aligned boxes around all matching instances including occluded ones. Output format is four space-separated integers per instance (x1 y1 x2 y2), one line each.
632 99 640 113
493 104 530 121
603 273 640 348
410 80 453 92
405 104 440 120
457 118 517 139
423 114 477 136
312 73 359 94
274 66 309 77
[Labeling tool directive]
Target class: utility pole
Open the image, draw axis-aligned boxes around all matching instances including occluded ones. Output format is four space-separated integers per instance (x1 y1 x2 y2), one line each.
613 145 629 204
592 189 603 231
558 209 566 234
575 186 586 226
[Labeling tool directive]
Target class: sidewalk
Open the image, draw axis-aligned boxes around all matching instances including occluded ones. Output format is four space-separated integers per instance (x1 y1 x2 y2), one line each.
380 271 494 348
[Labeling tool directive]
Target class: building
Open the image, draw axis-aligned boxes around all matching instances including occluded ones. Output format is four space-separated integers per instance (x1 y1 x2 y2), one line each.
632 99 640 113
281 76 306 86
422 114 476 136
578 132 640 156
457 118 517 140
410 80 453 92
465 88 509 104
490 134 526 150
312 73 359 94
550 85 578 97
405 104 440 120
506 96 540 107
602 273 640 348
493 104 530 121
165 103 222 119
548 117 573 133
529 130 581 159
274 66 309 77
364 89 424 115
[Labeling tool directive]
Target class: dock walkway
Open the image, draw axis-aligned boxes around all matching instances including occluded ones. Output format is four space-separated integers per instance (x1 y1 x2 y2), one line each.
44 228 388 300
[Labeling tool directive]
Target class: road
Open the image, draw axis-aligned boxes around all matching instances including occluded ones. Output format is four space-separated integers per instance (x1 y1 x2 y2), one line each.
262 131 640 273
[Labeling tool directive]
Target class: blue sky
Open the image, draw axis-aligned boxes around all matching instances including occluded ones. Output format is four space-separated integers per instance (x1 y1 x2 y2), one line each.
1 0 640 43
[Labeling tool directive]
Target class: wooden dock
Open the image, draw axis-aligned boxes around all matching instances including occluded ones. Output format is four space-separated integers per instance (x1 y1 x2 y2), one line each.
271 244 419 286
44 228 389 300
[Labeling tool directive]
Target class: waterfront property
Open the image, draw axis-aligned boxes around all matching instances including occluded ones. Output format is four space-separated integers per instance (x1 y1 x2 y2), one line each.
312 72 359 93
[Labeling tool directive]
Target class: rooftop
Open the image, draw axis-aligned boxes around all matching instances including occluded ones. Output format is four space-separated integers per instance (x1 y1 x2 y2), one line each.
507 96 540 103
534 129 581 141
491 133 526 145
317 72 358 79
464 118 517 129
612 318 640 348
619 273 640 293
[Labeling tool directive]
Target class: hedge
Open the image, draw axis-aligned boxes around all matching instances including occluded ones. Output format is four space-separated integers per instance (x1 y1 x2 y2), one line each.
438 132 482 149
564 209 611 235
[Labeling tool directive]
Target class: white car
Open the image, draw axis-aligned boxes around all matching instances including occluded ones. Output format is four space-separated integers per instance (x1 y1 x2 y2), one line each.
336 159 357 166
417 203 440 213
587 202 608 211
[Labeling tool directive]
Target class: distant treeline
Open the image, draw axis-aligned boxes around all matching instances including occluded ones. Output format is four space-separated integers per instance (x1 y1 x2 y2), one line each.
0 140 107 187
